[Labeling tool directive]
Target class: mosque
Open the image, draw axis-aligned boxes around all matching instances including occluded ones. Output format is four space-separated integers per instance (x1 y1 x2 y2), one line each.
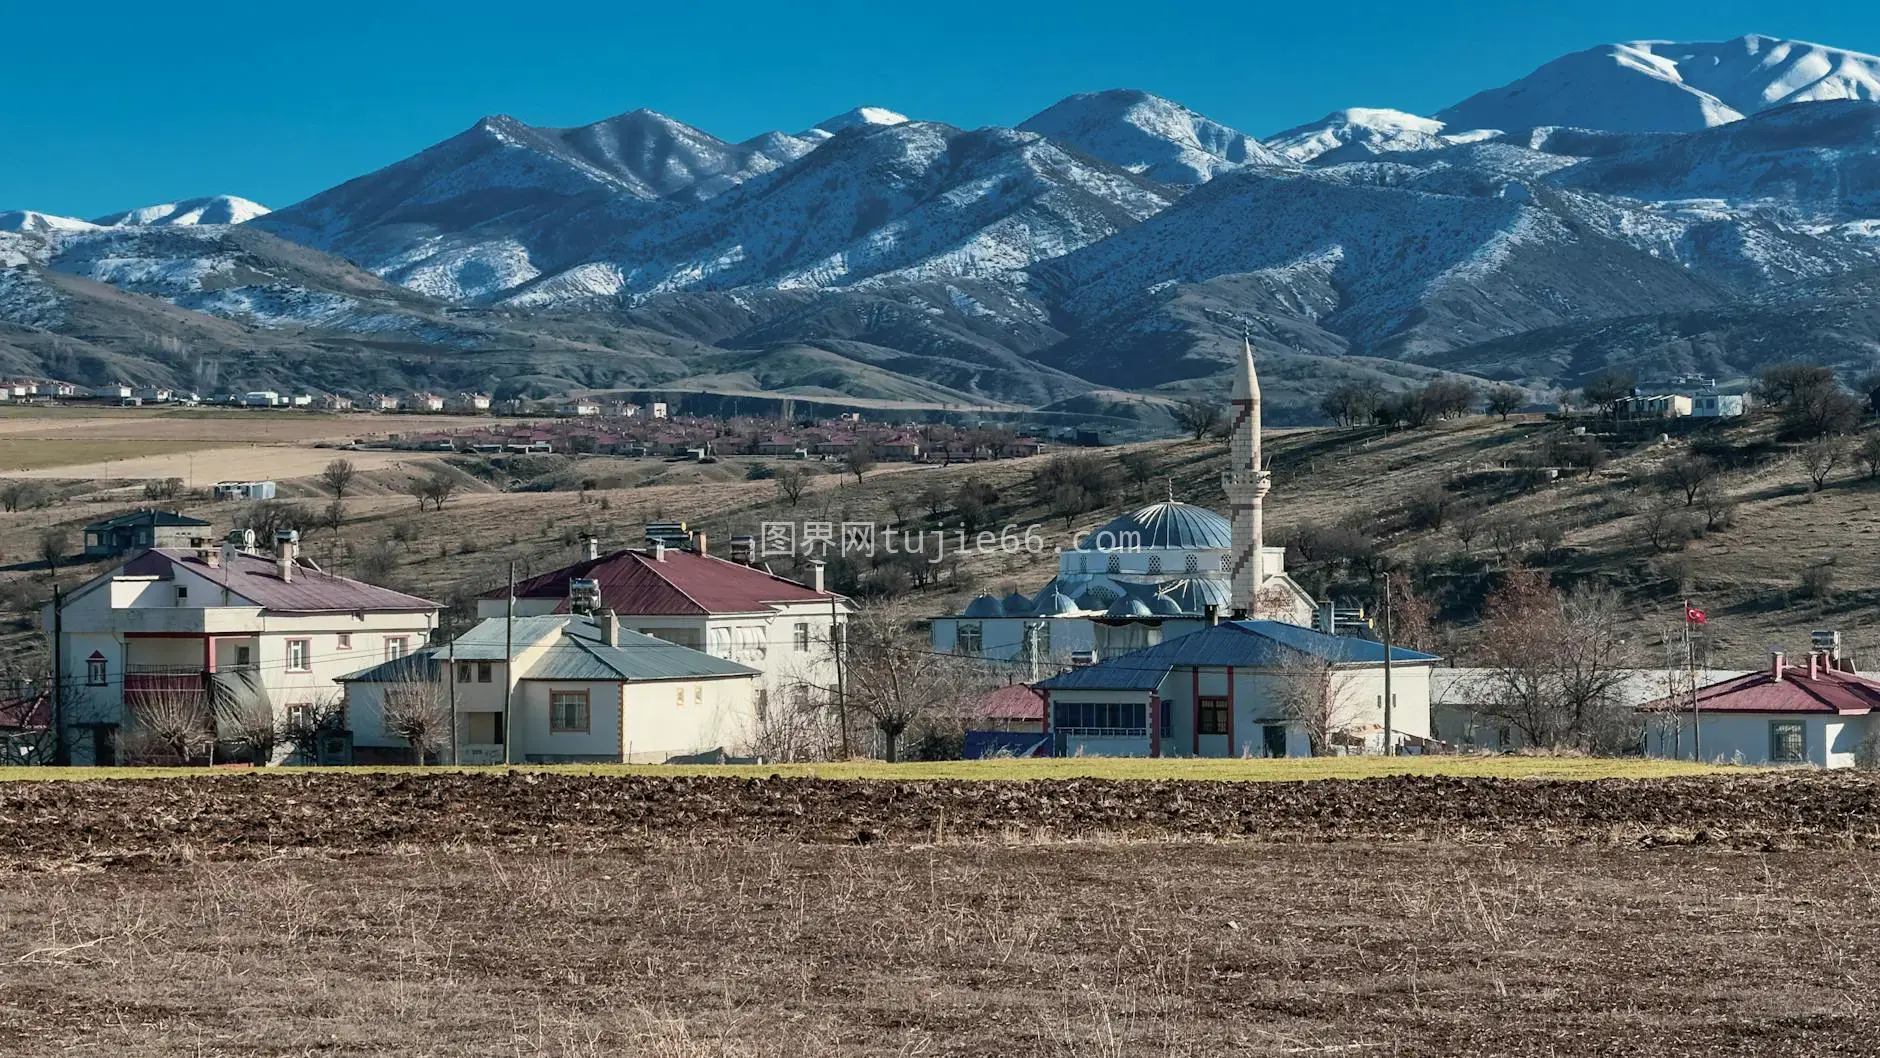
930 338 1316 667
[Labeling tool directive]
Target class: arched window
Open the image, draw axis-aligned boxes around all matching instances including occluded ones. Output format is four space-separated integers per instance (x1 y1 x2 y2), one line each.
1183 553 1199 574
1147 555 1163 575
1106 553 1121 574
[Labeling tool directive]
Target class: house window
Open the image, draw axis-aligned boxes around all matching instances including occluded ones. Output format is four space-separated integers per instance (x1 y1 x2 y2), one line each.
286 639 311 672
694 685 704 708
286 703 314 729
1107 553 1121 574
755 688 769 722
1184 553 1199 574
550 690 590 733
235 645 253 667
386 637 410 660
1770 721 1807 764
477 662 492 683
456 662 473 684
675 686 686 709
1051 701 1148 735
793 623 810 651
1147 555 1163 575
175 585 188 603
956 623 983 657
86 656 107 686
336 634 352 650
1197 697 1230 735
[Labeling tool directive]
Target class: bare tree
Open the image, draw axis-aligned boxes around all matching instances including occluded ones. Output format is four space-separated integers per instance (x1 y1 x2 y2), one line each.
1467 570 1639 751
125 682 214 764
845 439 878 484
426 472 460 510
1800 438 1844 491
279 696 346 765
1118 450 1160 499
1173 398 1221 441
775 467 808 507
1274 652 1364 756
840 605 991 762
380 664 450 765
0 481 40 513
38 527 70 577
1483 385 1524 421
1856 433 1880 479
213 692 278 765
321 458 358 500
1656 455 1716 507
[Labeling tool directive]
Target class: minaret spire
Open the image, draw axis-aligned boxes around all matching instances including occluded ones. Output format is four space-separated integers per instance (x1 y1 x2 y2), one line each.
1224 329 1269 617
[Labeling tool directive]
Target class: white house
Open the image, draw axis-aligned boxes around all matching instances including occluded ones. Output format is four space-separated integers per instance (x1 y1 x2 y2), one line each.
404 393 445 413
339 612 762 764
1692 393 1748 418
240 390 281 407
478 538 852 714
90 383 134 400
1033 619 1439 757
45 530 438 765
556 398 601 417
1640 650 1878 767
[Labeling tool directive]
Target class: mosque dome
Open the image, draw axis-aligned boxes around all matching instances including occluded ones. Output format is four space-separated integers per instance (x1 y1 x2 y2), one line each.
961 595 1004 618
1104 596 1156 618
1080 501 1232 551
1158 578 1232 614
1032 590 1082 616
1147 593 1186 616
1001 591 1032 613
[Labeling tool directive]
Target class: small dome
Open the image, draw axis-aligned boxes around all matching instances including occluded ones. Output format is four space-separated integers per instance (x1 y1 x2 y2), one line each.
1001 591 1032 613
1159 578 1232 614
1032 591 1081 616
1105 596 1155 618
1080 501 1232 551
1148 593 1186 616
961 594 1004 618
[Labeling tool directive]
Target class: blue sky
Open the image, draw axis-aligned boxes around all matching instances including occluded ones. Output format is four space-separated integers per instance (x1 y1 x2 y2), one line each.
5 0 1875 218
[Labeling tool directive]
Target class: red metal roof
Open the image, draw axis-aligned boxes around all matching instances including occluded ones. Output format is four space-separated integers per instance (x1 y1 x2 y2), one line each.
494 548 833 615
977 684 1046 721
127 549 438 614
1640 665 1880 715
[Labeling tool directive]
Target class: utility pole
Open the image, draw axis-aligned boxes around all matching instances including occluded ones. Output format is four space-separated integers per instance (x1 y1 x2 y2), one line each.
503 562 515 767
1025 622 1040 684
1380 578 1394 758
830 594 849 759
51 584 66 767
1686 600 1700 763
444 613 458 767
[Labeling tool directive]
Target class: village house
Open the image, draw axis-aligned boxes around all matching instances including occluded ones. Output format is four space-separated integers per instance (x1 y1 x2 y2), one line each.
132 386 173 404
1640 648 1879 767
556 398 601 417
340 613 762 764
82 510 214 559
316 393 355 412
876 433 921 460
404 392 445 413
449 392 492 414
1034 619 1439 758
89 383 134 400
478 536 852 713
366 393 401 412
240 390 282 408
45 530 438 765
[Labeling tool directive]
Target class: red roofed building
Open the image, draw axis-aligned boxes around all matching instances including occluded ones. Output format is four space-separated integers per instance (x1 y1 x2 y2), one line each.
1640 649 1880 767
478 539 852 714
971 683 1046 732
47 533 439 766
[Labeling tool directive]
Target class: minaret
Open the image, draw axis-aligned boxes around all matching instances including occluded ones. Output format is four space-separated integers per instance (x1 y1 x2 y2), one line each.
1224 334 1269 617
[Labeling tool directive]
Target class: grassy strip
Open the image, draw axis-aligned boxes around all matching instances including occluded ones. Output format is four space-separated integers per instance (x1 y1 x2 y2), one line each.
0 756 1743 783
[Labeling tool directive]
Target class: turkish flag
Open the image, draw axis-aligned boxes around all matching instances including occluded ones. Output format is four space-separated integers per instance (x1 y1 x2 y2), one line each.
1685 607 1707 625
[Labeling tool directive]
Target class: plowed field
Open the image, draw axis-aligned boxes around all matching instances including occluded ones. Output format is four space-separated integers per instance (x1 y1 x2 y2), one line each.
2 771 1878 1056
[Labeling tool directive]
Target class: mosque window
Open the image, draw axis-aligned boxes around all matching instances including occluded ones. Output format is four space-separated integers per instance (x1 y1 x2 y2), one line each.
1197 698 1230 735
956 623 983 657
1220 554 1232 572
1147 555 1162 575
1107 553 1121 574
1184 553 1199 574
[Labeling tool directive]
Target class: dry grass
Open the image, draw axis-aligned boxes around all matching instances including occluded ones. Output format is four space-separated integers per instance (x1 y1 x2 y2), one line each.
0 842 1872 1055
0 754 1740 784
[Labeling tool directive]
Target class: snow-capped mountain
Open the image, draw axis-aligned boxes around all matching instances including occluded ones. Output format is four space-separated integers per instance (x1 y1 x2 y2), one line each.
1263 109 1497 164
1437 35 1880 134
92 195 271 226
1017 90 1286 183
20 34 1880 416
0 211 100 234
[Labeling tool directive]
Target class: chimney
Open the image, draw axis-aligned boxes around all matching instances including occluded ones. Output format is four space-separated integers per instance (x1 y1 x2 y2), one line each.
693 531 708 557
1204 604 1220 627
275 529 299 583
1771 651 1786 682
1808 652 1821 680
585 536 599 562
809 559 826 594
601 609 620 648
652 541 666 562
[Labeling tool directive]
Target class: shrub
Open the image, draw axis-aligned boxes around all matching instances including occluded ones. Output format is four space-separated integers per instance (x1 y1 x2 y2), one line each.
1800 563 1836 601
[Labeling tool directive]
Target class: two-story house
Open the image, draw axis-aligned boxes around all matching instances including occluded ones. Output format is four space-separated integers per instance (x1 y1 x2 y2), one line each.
47 530 438 764
478 539 851 714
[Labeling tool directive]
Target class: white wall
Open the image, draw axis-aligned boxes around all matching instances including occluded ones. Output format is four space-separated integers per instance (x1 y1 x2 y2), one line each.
1644 712 1872 767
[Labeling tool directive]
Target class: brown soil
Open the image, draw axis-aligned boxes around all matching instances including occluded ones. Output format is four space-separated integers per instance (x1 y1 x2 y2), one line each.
3 772 1880 1055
